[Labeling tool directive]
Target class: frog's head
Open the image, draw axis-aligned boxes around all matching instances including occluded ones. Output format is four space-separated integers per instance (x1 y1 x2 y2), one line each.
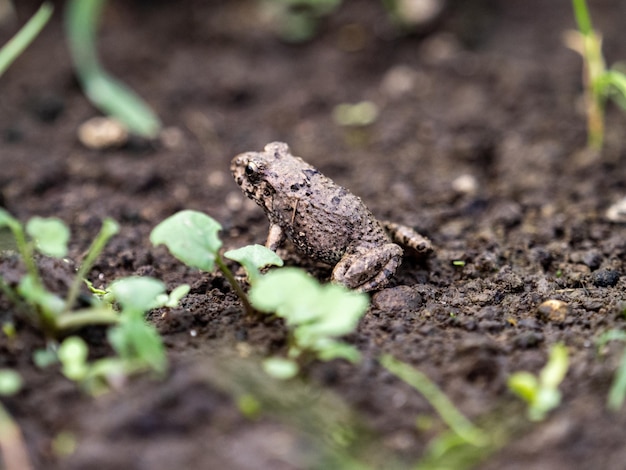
231 142 290 213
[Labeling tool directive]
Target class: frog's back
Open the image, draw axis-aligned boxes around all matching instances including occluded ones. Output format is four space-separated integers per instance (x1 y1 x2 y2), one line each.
282 178 390 264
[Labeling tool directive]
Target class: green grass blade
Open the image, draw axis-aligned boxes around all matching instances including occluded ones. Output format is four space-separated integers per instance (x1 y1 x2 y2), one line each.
65 0 161 137
0 2 53 77
572 0 592 35
608 348 626 410
380 354 487 447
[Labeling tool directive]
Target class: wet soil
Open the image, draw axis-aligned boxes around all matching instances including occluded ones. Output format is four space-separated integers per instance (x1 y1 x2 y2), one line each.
2 0 626 468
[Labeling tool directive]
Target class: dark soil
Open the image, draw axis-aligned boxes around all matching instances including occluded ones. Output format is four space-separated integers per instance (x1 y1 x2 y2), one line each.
2 0 626 468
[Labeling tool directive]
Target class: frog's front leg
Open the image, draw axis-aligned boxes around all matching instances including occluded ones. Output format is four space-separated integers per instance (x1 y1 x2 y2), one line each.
332 243 403 292
266 223 286 251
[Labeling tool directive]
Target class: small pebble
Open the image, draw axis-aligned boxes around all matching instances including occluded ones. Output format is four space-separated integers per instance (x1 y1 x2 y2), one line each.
451 174 478 195
592 269 620 288
380 65 417 98
372 286 422 313
394 0 446 27
606 196 626 222
78 117 129 149
537 299 570 322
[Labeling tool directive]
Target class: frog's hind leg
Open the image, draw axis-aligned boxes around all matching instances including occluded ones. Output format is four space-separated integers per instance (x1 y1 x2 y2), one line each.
382 221 433 257
332 243 403 292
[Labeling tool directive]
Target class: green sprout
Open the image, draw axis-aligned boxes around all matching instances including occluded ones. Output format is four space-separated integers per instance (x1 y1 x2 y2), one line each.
150 210 283 317
65 0 161 137
250 268 369 379
0 2 53 77
596 329 626 411
0 210 120 337
380 354 488 449
568 0 626 150
508 343 569 421
58 276 177 394
261 0 342 42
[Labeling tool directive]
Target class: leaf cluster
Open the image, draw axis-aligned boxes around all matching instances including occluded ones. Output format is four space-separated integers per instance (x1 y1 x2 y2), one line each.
507 343 569 421
151 210 369 379
0 210 188 394
0 209 119 337
58 277 180 395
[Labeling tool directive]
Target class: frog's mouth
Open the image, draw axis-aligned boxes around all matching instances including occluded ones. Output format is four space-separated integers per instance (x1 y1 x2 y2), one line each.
231 153 273 211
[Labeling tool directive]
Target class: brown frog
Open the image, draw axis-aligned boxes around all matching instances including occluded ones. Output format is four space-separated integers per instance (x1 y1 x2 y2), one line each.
231 142 432 292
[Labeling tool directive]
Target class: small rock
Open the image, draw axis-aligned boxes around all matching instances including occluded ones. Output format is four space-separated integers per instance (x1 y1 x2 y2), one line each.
380 65 417 99
537 299 571 322
372 286 422 313
451 174 478 195
592 269 620 288
394 0 446 26
78 117 129 150
606 197 626 222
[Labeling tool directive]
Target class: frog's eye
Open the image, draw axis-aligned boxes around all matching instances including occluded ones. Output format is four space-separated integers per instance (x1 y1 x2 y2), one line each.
245 162 258 176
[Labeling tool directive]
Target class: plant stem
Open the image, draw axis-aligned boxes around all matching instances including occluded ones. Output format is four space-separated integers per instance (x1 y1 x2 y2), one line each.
215 256 255 317
55 307 119 332
0 401 33 470
380 354 487 447
65 218 119 312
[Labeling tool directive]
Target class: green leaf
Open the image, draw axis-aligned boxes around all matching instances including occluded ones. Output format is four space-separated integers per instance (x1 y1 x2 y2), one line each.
26 216 70 258
262 357 299 380
224 244 284 283
108 315 167 373
249 268 321 323
0 208 20 231
58 336 90 381
0 369 22 396
18 274 65 316
154 284 190 308
65 0 160 137
150 210 223 272
108 276 166 314
314 340 361 363
0 2 53 77
572 0 593 36
540 343 569 389
507 372 539 403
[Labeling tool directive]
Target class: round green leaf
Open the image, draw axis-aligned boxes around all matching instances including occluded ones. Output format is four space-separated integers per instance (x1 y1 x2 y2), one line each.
26 216 70 257
150 210 222 272
108 276 166 314
249 268 321 322
224 244 283 283
263 357 299 380
0 369 22 396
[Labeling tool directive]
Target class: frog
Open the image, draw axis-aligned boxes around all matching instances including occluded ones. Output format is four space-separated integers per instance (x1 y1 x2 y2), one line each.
231 142 432 292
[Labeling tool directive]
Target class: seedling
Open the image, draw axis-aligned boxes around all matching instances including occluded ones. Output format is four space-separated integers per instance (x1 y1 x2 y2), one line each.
596 329 626 410
58 276 175 394
0 2 53 77
150 210 283 316
380 354 488 449
65 0 161 137
0 210 120 337
250 268 369 379
567 0 626 150
507 343 569 421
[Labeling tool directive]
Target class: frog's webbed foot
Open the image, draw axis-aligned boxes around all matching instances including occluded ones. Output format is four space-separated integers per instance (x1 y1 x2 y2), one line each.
331 243 403 292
